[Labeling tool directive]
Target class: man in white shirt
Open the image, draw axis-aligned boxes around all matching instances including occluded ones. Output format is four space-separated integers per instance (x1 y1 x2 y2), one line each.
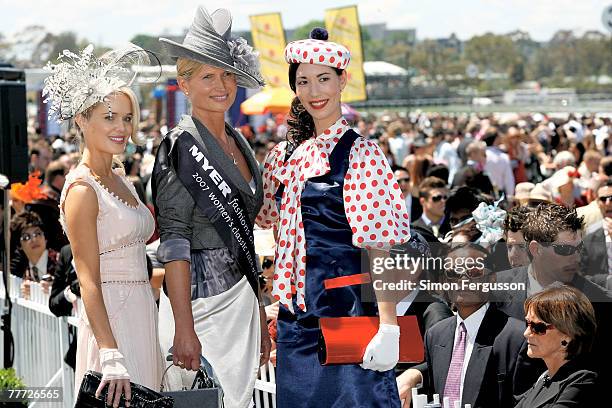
432 129 460 184
483 128 515 197
397 242 541 408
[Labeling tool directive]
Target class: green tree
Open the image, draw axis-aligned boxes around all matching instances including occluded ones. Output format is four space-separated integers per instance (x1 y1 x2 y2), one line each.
130 34 174 64
409 40 460 81
384 42 411 68
464 33 520 73
510 59 525 84
575 34 610 77
49 32 80 58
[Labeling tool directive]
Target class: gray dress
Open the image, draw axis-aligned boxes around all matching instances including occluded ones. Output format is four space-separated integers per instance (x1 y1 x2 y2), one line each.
152 115 264 408
152 115 263 298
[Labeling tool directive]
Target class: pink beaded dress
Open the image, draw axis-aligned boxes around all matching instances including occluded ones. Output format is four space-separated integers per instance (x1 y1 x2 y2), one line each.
60 165 163 392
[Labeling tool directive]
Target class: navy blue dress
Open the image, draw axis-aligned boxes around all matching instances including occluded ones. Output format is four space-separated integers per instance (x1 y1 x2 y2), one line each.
274 130 401 408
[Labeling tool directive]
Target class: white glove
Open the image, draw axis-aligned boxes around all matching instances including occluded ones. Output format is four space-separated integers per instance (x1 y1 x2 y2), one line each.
99 348 130 381
360 324 400 372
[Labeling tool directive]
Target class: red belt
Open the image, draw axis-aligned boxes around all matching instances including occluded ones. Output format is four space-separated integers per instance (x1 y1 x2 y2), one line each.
323 273 371 290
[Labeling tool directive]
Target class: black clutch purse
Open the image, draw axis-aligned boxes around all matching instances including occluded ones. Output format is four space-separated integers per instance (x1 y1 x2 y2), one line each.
76 370 174 408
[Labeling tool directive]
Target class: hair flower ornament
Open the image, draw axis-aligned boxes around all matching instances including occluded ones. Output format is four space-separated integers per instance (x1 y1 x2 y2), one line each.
471 196 507 248
227 37 263 83
42 43 160 123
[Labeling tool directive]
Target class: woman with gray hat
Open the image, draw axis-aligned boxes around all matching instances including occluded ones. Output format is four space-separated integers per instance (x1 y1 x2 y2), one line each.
152 7 269 407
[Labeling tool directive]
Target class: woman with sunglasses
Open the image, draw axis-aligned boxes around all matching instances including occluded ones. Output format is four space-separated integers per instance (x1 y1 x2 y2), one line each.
10 211 59 299
515 284 598 407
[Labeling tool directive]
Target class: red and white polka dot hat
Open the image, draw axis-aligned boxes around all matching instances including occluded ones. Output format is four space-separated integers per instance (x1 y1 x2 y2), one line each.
284 27 350 70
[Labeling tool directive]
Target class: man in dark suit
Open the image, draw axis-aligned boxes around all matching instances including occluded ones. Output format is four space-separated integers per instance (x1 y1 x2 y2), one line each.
496 203 612 390
393 231 453 336
581 178 612 289
398 242 543 408
49 244 79 316
48 244 79 370
411 177 450 239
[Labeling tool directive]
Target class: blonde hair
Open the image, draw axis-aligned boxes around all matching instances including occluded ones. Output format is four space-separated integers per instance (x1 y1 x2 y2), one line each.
72 87 143 168
177 58 204 80
75 87 143 142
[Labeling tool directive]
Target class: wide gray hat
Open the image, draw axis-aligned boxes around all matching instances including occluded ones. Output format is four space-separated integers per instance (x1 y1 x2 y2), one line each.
160 7 264 89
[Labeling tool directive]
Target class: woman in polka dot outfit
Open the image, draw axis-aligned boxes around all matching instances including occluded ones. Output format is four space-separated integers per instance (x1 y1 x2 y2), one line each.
257 28 410 407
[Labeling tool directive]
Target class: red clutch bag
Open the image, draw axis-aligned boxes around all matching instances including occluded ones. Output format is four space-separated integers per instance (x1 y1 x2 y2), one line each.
318 316 424 365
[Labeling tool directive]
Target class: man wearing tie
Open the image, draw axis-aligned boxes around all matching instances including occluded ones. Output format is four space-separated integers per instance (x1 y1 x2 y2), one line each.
9 211 58 298
411 177 449 239
399 241 542 407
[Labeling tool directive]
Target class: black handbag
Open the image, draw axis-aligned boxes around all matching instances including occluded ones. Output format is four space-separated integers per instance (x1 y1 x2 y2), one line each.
75 370 174 408
160 353 224 408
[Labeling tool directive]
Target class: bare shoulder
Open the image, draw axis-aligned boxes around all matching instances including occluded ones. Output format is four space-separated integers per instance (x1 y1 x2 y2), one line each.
64 181 99 220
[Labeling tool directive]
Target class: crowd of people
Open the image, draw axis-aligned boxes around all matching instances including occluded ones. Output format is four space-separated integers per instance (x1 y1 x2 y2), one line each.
1 5 611 408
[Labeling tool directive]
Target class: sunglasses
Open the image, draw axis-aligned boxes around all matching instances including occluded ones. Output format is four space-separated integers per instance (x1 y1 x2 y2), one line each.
598 195 612 204
20 231 44 242
262 258 274 269
444 267 491 280
430 194 448 203
398 178 411 183
541 242 583 256
526 319 555 335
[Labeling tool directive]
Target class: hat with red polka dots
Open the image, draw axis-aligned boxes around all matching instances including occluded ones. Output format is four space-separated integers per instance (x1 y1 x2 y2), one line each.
284 27 350 70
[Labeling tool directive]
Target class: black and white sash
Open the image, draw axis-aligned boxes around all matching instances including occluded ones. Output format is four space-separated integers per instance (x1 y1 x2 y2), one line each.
171 131 259 297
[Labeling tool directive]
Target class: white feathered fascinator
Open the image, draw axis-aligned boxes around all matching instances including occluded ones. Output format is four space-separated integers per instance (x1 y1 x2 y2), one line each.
42 43 160 122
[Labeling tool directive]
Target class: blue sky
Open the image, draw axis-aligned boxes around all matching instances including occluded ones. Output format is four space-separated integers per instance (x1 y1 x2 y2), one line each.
1 0 610 45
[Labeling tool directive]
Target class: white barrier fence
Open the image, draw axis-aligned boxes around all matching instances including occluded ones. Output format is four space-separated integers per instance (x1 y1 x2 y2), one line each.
0 272 276 407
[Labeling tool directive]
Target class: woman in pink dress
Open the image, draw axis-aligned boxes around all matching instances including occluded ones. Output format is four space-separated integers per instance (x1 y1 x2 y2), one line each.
44 44 163 407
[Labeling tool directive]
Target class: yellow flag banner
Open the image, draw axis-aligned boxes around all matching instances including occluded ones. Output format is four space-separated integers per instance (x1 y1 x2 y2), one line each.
324 5 367 102
249 13 288 89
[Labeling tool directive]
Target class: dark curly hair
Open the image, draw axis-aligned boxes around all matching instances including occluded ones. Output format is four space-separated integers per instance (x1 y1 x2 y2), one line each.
285 27 344 147
11 211 43 234
286 64 344 147
504 206 532 234
522 203 583 243
10 211 44 249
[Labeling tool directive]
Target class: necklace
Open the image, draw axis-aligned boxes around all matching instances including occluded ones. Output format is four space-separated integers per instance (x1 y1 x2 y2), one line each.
217 133 238 166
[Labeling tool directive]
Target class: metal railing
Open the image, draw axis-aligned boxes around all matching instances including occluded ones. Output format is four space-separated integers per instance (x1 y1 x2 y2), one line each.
0 272 276 407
